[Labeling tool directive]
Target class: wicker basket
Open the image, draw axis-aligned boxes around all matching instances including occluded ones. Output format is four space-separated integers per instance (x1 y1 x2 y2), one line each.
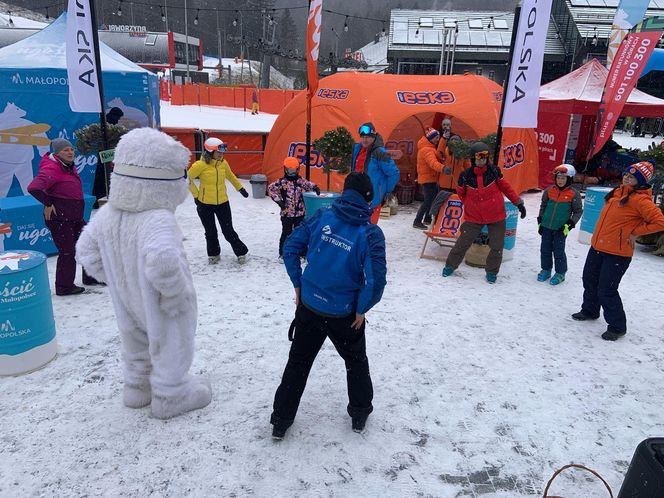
465 243 490 268
394 183 415 205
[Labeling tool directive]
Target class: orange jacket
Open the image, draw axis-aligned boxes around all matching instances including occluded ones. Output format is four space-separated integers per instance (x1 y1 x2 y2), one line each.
591 185 664 257
439 150 467 190
416 136 444 184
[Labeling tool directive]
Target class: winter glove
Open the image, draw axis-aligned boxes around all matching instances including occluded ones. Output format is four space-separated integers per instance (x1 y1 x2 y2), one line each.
239 188 249 198
517 202 527 219
313 185 321 196
562 219 575 237
537 216 543 236
276 200 286 209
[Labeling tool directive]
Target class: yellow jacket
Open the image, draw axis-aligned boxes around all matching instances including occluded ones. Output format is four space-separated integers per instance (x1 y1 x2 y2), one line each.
188 157 243 205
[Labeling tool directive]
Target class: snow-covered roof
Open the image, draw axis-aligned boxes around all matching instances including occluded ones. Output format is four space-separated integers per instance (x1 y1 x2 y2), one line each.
357 34 388 68
0 13 150 73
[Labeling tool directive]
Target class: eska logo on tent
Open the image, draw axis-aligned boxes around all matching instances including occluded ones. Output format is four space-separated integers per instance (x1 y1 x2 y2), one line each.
288 142 325 168
316 88 350 100
396 91 455 105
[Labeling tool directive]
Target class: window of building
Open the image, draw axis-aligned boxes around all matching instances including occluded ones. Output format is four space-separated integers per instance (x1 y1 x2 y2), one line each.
419 17 434 28
489 70 495 80
476 67 483 76
145 34 157 46
444 18 457 28
494 19 509 29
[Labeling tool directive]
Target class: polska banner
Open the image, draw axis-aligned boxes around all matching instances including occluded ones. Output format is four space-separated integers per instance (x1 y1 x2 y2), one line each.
606 0 651 69
66 0 101 113
306 0 322 95
589 17 664 159
501 0 553 128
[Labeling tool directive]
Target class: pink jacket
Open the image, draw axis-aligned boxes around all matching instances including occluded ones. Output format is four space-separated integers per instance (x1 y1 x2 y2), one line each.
28 153 84 221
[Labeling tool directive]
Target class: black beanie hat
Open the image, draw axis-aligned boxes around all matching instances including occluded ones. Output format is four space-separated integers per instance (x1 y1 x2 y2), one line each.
343 172 374 203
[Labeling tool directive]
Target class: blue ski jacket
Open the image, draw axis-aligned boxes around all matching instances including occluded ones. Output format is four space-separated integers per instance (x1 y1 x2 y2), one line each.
283 189 387 316
350 133 400 209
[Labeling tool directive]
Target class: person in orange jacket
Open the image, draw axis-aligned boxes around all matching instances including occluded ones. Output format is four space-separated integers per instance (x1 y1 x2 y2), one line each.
413 127 445 229
572 161 664 340
437 135 467 191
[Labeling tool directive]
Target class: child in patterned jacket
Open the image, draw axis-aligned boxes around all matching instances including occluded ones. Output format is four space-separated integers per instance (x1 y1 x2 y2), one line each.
268 157 320 262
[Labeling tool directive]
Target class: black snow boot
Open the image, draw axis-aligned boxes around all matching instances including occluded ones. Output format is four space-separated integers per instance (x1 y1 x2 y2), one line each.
601 327 626 341
352 415 369 433
571 311 599 321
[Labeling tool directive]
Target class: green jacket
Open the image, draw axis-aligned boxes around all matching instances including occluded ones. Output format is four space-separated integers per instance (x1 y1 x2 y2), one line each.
538 185 583 230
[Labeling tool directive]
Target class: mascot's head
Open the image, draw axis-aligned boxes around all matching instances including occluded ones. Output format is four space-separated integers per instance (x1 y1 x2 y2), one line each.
109 128 191 213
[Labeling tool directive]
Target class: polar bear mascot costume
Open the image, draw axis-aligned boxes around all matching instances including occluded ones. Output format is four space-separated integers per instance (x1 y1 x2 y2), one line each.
76 127 212 419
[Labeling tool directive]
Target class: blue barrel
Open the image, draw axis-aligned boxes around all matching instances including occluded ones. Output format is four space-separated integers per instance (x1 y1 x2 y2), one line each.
0 250 57 376
503 199 520 259
303 191 341 219
579 187 612 245
479 198 520 261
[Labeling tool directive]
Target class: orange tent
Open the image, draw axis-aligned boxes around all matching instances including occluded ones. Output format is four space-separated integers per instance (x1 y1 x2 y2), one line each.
263 72 539 193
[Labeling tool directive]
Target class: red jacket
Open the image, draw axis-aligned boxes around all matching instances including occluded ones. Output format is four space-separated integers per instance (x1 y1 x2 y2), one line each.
456 164 521 224
28 153 84 221
592 185 664 257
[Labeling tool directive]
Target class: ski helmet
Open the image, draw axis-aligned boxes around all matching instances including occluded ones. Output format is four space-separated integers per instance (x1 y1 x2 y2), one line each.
469 142 489 166
553 164 576 177
204 137 227 154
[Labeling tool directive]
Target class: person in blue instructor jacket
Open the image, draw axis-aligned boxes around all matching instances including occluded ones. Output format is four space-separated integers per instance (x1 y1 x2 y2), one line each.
270 172 388 440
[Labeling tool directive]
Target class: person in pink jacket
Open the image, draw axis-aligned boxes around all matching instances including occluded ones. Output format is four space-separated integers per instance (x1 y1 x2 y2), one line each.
28 138 100 295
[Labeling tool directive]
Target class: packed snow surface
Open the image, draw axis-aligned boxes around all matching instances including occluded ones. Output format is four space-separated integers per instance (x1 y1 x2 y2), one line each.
1 115 663 496
2 181 663 497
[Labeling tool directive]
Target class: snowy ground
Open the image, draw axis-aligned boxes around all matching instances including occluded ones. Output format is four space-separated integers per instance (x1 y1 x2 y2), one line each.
2 184 664 498
160 101 278 133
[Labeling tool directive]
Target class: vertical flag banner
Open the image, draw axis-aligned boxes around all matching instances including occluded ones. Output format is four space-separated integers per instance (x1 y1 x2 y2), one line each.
306 0 322 95
501 0 553 128
66 0 101 112
589 17 664 159
606 0 651 69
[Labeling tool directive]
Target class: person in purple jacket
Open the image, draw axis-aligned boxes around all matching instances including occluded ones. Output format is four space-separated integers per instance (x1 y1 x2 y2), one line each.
28 138 100 295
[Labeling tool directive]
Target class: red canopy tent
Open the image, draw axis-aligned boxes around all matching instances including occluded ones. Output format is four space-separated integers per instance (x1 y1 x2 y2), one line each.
536 59 664 187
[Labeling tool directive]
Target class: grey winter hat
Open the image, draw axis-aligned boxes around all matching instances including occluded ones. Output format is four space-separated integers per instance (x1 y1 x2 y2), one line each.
51 138 73 155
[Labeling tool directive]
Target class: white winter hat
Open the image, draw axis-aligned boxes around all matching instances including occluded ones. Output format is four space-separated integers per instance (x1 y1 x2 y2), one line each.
113 128 191 181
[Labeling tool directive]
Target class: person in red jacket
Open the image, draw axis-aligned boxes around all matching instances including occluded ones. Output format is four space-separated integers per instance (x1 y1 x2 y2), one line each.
572 161 664 340
441 142 526 283
28 138 100 295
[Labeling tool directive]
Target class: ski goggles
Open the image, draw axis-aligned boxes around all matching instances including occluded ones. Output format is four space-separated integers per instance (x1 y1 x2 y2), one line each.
358 125 375 137
474 151 489 160
215 143 228 152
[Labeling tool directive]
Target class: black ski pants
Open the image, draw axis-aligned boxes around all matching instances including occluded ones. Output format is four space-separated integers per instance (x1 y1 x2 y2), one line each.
271 304 374 427
279 215 304 256
195 200 248 257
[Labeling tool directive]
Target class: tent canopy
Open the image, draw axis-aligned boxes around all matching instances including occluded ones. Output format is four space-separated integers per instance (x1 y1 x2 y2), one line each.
539 58 664 117
263 72 539 193
0 13 160 198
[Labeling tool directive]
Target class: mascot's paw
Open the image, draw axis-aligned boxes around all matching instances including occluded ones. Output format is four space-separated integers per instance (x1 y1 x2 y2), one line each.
151 378 212 419
123 382 152 409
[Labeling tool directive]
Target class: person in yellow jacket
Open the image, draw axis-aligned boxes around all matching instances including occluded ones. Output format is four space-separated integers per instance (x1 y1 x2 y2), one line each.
413 128 445 229
189 137 249 264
